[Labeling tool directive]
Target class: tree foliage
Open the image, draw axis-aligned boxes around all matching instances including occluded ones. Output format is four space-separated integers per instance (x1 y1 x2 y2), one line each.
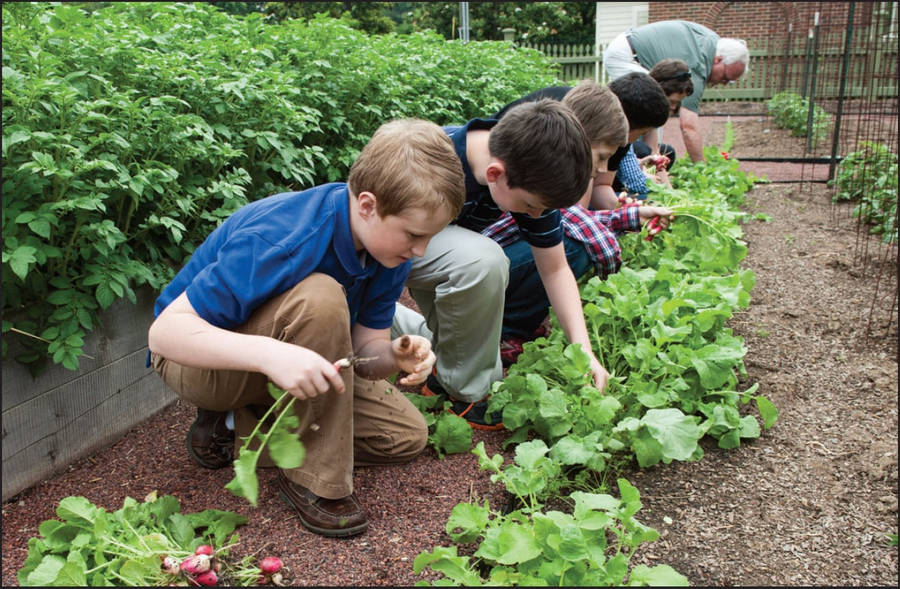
255 2 595 43
395 2 595 43
263 1 395 34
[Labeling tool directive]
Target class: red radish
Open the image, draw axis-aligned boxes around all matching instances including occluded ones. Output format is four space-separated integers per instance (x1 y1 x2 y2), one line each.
193 570 218 586
161 556 180 575
260 556 283 574
180 554 212 575
195 544 214 556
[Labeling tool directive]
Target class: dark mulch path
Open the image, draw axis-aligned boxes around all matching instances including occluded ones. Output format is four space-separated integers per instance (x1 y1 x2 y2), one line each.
3 107 897 586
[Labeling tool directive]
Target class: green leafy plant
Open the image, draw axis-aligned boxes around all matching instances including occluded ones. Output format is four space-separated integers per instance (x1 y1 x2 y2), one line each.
17 491 248 586
2 1 559 374
225 383 306 507
414 451 688 587
406 392 474 458
410 139 774 585
766 91 831 147
829 141 898 243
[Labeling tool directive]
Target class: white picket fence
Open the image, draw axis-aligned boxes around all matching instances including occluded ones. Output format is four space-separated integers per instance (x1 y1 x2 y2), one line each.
520 42 607 84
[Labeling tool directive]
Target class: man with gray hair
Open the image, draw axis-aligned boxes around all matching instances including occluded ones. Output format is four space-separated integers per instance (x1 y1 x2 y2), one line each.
603 20 749 163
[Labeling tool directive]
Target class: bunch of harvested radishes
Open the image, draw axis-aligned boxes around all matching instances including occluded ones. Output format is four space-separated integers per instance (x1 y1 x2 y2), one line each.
160 545 287 586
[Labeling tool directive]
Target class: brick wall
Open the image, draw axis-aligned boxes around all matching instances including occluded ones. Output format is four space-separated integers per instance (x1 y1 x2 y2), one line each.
647 2 877 40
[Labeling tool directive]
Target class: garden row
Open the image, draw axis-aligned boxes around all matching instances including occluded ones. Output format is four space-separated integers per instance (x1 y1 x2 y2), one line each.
2 1 556 373
17 136 774 587
402 132 776 585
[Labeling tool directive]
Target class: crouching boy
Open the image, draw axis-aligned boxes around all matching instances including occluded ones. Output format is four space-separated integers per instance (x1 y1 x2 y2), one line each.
148 119 465 537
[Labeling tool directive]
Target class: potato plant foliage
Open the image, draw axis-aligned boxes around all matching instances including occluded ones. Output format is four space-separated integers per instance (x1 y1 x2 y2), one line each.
2 2 557 372
766 91 831 148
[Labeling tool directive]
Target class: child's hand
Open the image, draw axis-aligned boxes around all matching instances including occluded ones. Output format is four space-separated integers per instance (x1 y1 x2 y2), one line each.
266 345 347 400
617 191 638 205
652 169 672 188
392 334 435 386
638 205 673 226
590 357 610 392
638 205 674 241
638 154 670 169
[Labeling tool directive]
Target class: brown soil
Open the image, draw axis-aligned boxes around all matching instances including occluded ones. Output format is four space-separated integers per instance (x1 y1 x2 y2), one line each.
2 112 898 587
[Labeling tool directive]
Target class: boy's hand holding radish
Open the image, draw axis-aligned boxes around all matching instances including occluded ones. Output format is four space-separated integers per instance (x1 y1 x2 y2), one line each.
333 333 435 387
638 205 673 227
637 204 674 240
391 334 435 386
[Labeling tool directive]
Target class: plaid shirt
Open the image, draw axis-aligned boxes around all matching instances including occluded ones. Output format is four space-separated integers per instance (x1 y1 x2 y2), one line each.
482 204 642 279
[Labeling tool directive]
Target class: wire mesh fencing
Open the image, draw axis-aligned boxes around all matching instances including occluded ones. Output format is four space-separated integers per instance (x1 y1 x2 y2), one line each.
785 2 898 343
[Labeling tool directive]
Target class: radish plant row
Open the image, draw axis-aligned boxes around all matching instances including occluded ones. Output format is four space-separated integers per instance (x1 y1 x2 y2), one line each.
412 139 776 585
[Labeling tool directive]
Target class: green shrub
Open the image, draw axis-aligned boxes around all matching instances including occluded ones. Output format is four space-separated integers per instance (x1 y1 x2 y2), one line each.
829 141 898 243
2 1 559 372
766 91 830 147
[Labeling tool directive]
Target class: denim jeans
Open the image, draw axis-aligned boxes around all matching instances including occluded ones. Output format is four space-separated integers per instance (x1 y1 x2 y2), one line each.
501 236 592 339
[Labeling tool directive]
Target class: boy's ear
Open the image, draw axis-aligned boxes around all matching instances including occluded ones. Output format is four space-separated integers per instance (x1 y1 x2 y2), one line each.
485 161 505 184
356 191 378 218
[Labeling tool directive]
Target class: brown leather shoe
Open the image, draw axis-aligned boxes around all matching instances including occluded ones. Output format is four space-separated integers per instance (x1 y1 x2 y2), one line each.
276 471 368 537
186 408 234 469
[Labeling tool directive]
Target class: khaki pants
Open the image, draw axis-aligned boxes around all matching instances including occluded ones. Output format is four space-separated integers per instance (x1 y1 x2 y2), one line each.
152 273 427 499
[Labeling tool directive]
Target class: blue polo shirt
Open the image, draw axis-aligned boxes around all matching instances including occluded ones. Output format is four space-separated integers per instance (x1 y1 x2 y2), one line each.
153 183 409 331
445 119 563 248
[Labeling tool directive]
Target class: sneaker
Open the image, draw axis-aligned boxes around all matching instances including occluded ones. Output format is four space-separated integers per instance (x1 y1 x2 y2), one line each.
500 324 549 366
422 374 504 431
186 408 234 469
500 337 525 366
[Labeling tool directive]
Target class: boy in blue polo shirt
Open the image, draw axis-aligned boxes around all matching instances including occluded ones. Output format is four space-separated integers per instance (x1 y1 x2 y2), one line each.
148 118 465 537
393 99 609 430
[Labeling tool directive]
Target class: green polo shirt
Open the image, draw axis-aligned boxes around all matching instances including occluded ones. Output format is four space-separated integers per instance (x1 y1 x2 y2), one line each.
628 20 719 113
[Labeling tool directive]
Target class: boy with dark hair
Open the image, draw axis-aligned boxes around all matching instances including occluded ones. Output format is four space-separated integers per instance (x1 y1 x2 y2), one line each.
631 58 696 186
483 81 673 362
148 118 465 537
598 72 672 207
393 99 609 429
498 74 671 209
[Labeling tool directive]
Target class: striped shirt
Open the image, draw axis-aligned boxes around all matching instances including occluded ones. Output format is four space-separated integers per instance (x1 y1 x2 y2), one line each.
482 204 642 279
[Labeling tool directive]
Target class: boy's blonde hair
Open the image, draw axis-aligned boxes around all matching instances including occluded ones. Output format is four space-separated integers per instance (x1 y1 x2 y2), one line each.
348 119 464 219
563 80 628 149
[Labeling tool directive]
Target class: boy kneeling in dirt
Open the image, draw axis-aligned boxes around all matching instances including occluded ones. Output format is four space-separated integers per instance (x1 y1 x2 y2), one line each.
148 119 465 537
